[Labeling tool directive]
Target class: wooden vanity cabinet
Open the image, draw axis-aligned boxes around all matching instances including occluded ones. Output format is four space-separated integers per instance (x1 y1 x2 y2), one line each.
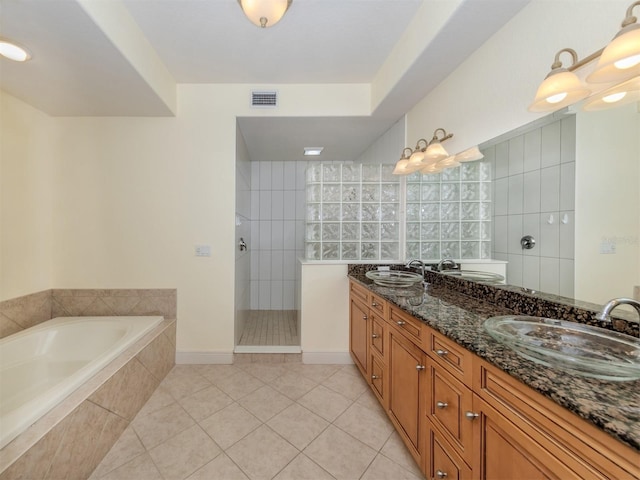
349 284 370 378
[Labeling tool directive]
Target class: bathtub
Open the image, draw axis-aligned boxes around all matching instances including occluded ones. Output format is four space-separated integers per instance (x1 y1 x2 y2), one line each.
0 315 164 450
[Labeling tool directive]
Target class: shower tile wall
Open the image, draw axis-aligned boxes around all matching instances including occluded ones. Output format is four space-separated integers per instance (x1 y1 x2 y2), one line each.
250 161 309 310
488 115 576 297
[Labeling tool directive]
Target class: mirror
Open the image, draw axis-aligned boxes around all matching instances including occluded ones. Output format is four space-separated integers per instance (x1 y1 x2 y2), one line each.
472 103 639 307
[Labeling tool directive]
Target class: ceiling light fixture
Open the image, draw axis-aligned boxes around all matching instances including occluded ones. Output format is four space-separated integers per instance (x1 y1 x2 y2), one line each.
0 38 31 62
393 128 484 176
303 147 323 156
238 0 292 28
529 1 640 113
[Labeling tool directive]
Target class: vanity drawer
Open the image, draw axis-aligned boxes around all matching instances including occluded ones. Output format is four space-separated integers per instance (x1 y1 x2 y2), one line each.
370 353 387 408
389 306 425 345
427 425 472 480
370 314 386 358
370 292 387 318
350 280 369 305
428 329 473 386
427 361 473 465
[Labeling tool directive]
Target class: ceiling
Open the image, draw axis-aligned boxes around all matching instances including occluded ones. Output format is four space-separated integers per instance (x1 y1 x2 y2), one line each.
0 0 530 161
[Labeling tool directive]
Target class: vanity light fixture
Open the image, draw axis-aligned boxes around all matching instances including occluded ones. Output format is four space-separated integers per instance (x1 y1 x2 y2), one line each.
0 38 31 62
303 147 323 156
392 148 418 175
529 1 640 113
238 0 292 28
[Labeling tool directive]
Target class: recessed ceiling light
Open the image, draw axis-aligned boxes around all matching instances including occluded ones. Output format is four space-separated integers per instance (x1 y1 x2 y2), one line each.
0 39 31 62
304 147 324 156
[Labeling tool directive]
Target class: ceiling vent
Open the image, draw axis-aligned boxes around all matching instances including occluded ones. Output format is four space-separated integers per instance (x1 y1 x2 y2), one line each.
251 90 278 108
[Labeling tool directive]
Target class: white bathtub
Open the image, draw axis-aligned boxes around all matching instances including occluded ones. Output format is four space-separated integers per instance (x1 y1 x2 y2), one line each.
0 315 164 449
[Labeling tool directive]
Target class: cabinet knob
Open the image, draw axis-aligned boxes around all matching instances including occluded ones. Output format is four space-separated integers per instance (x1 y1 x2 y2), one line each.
396 321 406 326
436 470 448 478
435 349 448 356
371 301 378 307
363 315 368 320
371 375 379 380
416 365 425 370
465 411 479 420
372 334 379 339
436 401 448 409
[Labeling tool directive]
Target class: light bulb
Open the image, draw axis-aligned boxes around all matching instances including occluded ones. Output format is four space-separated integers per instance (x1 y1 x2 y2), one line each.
546 92 568 104
614 54 640 69
602 91 627 103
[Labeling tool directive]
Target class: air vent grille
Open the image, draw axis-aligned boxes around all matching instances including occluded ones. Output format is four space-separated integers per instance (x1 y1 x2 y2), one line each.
251 91 278 107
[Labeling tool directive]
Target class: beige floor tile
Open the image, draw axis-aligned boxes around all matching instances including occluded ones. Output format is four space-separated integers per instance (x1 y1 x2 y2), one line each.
334 403 394 451
193 364 241 383
99 453 162 480
380 432 424 477
199 403 262 450
298 385 353 422
226 425 299 480
267 403 329 450
288 364 342 382
269 371 318 400
212 371 265 400
132 402 195 450
135 385 176 418
304 425 377 480
186 453 250 480
360 453 425 480
238 385 293 422
238 363 288 382
321 370 368 401
273 453 336 480
161 366 212 400
178 385 234 421
355 388 384 412
148 424 221 479
91 426 146 478
339 364 362 378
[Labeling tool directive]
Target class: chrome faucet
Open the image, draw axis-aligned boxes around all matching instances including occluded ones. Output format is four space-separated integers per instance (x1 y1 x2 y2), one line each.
595 297 640 323
435 258 458 272
405 259 425 278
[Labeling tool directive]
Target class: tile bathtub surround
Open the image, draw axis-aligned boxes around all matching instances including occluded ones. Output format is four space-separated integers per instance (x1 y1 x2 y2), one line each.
52 289 177 319
0 290 52 338
90 362 426 480
0 320 176 479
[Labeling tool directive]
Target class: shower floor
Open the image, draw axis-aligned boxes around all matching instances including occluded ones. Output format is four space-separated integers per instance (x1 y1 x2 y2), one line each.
238 310 299 346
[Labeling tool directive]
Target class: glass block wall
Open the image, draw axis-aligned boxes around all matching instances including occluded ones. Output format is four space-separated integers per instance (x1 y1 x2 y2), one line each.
305 163 401 260
304 161 492 262
405 161 492 261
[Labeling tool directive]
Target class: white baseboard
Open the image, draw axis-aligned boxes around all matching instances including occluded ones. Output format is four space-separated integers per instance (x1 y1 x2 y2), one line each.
302 352 353 364
175 351 234 364
234 345 302 354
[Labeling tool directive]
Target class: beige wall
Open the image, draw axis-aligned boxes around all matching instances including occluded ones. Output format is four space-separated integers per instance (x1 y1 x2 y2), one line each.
0 92 56 300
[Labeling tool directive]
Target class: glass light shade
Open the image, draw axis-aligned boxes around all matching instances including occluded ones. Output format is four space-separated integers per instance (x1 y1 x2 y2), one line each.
420 163 445 174
583 76 640 111
0 40 31 61
424 142 449 162
437 156 460 168
408 149 425 167
455 146 484 162
238 0 291 27
587 24 640 83
528 68 591 112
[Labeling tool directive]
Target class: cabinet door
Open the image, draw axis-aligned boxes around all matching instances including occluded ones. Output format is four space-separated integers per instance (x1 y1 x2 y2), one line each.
388 328 426 466
349 298 369 377
370 314 385 358
427 426 472 480
370 353 387 408
472 394 577 480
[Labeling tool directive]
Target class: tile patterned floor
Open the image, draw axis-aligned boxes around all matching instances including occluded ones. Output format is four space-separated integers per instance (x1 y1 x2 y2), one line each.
90 360 425 480
238 311 299 346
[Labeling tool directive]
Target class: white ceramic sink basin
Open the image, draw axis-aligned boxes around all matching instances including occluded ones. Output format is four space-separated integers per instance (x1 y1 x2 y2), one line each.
484 316 640 381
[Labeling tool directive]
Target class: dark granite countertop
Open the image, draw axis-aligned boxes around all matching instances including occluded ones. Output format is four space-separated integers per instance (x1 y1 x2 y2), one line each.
349 273 640 452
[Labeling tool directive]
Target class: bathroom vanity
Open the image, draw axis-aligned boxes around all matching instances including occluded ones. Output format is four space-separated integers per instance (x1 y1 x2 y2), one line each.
348 273 639 479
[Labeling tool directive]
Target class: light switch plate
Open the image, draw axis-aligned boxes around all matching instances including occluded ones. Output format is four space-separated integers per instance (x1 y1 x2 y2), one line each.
195 245 211 257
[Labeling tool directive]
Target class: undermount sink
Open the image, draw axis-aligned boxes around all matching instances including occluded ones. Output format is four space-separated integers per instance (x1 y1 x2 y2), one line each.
441 270 505 284
365 270 423 288
484 316 640 381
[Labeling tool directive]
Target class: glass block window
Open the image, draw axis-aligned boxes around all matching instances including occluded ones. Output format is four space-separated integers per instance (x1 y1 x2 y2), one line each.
305 163 400 260
405 161 492 261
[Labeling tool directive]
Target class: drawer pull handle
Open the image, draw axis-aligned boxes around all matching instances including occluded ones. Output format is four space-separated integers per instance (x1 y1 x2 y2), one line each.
363 315 368 320
416 365 425 371
436 401 448 409
435 349 448 356
371 375 379 380
465 411 479 420
396 321 406 326
371 301 378 307
436 470 448 478
372 334 379 339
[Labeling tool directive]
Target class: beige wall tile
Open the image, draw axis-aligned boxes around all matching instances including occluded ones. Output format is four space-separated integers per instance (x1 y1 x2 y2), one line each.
0 314 23 338
136 330 175 382
0 290 51 337
89 426 145 479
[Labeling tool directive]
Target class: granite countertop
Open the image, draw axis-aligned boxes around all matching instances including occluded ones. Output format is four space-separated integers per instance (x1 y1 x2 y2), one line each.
349 273 640 452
